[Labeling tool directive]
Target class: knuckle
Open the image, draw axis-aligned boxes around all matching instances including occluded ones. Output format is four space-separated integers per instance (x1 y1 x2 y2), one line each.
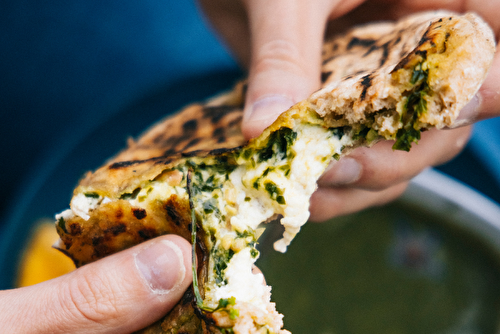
433 126 471 165
354 150 409 191
62 270 121 327
378 182 409 205
252 39 306 75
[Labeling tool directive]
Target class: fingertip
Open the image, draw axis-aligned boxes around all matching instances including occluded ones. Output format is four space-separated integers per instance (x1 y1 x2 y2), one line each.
241 0 331 139
309 182 409 222
134 235 193 299
452 94 481 128
318 157 363 187
242 94 295 139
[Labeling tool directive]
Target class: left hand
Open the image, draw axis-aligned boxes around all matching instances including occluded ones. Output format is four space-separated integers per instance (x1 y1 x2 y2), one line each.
0 235 192 334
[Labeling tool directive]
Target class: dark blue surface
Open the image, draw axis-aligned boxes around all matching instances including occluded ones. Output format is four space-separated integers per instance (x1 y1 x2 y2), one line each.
0 0 241 288
0 0 498 289
470 118 500 186
0 0 239 220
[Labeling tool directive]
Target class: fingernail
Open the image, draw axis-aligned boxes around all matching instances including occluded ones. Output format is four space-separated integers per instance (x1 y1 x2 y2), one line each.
135 240 186 295
319 158 362 186
249 95 294 123
453 94 481 127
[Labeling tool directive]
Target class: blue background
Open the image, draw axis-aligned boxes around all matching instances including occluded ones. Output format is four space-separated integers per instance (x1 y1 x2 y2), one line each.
0 0 498 288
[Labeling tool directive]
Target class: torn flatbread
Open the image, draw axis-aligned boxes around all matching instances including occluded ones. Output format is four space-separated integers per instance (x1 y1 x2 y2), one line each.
54 11 495 334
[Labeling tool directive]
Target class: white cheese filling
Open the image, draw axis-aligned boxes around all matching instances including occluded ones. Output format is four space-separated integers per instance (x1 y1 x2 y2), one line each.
59 122 352 323
214 248 270 310
70 193 99 221
208 123 345 312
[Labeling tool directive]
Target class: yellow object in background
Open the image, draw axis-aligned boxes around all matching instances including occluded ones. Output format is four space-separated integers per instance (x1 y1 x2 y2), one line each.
17 220 75 287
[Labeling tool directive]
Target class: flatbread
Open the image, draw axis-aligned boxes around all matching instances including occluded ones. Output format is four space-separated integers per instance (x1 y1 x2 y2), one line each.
54 11 495 334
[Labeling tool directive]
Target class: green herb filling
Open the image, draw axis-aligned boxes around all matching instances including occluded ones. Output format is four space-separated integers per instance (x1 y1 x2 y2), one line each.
393 62 429 152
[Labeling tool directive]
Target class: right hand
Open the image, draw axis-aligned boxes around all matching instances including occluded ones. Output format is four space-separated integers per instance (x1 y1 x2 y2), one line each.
200 0 500 221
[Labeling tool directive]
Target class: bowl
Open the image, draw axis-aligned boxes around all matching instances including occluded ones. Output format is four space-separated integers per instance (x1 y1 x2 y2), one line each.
257 168 500 334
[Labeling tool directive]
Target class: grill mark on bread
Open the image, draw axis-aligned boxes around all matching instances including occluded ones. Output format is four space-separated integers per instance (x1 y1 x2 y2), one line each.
208 147 243 155
69 223 81 236
363 44 379 57
106 223 127 235
132 208 147 220
163 148 176 156
347 36 377 49
181 150 204 158
379 42 390 66
182 119 198 133
228 115 243 128
92 236 104 246
213 127 227 143
203 105 238 123
321 71 333 83
109 160 144 169
359 74 373 100
109 156 177 169
322 55 338 65
165 205 183 226
164 195 191 228
138 228 157 240
183 138 202 150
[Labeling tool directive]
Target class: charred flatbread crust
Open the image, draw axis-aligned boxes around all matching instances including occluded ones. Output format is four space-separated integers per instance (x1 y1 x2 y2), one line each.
54 12 495 334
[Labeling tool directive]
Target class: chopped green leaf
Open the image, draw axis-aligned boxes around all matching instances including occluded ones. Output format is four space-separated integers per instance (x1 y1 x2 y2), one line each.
212 247 235 285
57 217 68 233
242 148 254 160
119 188 141 200
217 296 236 309
353 126 370 141
264 181 285 204
410 62 428 85
393 127 421 152
229 308 239 320
276 195 286 205
331 127 345 138
393 62 429 151
258 127 297 163
236 230 253 239
203 198 219 214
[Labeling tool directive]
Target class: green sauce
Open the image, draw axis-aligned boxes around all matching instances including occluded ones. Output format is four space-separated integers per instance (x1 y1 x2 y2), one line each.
258 202 500 334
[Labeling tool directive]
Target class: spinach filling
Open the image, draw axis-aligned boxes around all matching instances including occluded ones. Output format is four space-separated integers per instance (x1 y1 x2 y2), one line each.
236 230 260 258
212 247 235 285
119 187 141 200
393 62 429 152
264 181 286 205
258 127 297 163
57 217 67 233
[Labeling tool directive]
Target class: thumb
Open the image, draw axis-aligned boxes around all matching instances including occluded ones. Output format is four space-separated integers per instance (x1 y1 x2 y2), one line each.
242 0 335 139
0 234 192 334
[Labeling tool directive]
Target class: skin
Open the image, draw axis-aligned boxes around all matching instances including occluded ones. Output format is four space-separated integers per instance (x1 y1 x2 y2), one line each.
199 0 500 220
0 235 192 334
1 3 498 333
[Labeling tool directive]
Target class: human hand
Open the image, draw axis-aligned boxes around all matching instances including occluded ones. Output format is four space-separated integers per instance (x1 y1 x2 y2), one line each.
200 0 500 220
0 235 192 334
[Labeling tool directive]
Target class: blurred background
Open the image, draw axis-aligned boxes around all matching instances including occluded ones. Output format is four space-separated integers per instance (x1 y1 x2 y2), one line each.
0 1 499 329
